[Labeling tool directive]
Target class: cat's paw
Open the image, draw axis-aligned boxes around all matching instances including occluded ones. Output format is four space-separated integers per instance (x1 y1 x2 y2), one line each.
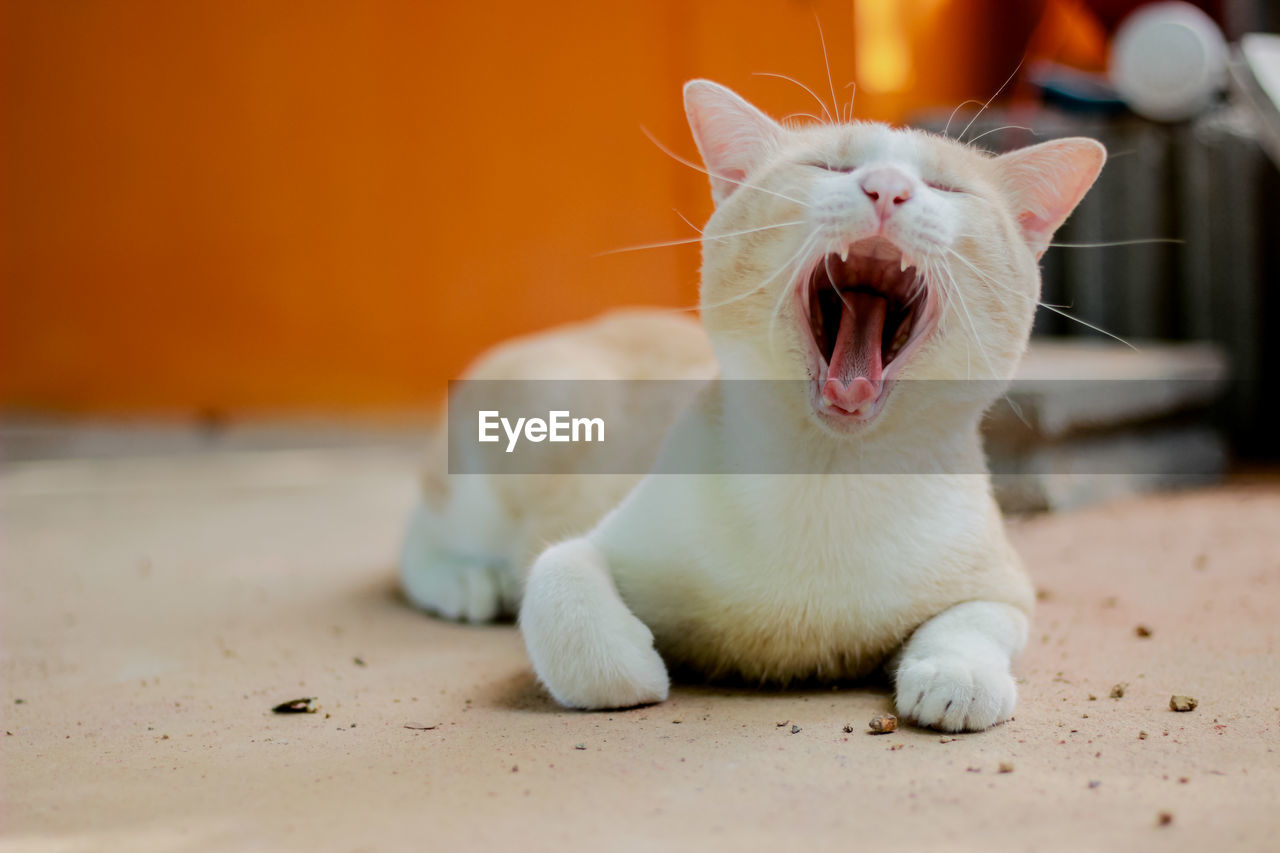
520 538 669 710
895 655 1017 732
401 553 508 623
524 608 670 710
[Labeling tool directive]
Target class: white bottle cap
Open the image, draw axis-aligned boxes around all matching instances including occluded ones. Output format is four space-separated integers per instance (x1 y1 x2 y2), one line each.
1109 1 1227 122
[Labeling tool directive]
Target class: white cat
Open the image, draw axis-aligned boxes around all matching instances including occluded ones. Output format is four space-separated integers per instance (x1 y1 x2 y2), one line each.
402 80 1104 731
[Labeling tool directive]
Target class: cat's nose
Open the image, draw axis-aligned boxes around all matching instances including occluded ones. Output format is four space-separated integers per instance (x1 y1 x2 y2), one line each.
859 166 914 220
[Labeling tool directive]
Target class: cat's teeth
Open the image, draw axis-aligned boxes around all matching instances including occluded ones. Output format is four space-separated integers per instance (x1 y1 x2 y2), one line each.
900 255 910 273
839 247 849 263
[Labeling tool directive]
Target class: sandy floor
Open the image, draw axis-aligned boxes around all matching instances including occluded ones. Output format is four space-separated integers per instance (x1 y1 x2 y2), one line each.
2 447 1277 852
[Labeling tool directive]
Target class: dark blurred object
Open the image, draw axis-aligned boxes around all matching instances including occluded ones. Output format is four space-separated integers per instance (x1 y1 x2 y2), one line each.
1080 0 1223 32
917 102 1280 459
1080 0 1278 39
1029 60 1129 114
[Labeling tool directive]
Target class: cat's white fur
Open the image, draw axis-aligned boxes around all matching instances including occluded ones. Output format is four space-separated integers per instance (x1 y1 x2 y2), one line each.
403 80 1104 731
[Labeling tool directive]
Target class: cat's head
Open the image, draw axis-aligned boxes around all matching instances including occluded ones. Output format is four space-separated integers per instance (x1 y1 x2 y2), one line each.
685 80 1105 436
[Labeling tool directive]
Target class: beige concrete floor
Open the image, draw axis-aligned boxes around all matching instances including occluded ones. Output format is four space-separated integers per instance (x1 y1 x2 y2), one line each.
1 446 1277 852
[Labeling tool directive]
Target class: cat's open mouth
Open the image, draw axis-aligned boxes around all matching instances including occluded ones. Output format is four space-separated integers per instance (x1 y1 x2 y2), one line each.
799 238 936 425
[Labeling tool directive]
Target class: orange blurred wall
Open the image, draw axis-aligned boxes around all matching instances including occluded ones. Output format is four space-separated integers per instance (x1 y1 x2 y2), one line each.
0 0 1069 415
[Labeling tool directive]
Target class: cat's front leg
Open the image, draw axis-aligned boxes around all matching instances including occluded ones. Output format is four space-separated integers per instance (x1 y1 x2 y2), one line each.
519 537 669 709
893 600 1028 732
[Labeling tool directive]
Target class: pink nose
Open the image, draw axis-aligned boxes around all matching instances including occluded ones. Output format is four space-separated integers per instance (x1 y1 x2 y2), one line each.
859 166 914 221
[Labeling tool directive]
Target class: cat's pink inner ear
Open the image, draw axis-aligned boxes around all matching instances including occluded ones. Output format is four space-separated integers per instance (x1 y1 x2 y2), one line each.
684 80 782 206
997 138 1107 259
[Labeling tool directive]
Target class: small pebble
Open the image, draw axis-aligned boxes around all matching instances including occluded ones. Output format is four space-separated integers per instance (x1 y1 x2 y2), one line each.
1110 683 1127 699
998 761 1014 773
1157 811 1173 827
790 724 801 734
271 698 317 714
574 743 586 750
842 723 854 733
1135 625 1153 638
1169 695 1198 712
868 714 898 734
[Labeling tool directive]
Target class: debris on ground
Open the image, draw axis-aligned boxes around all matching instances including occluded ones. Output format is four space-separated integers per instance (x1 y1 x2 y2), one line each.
271 698 317 714
1138 730 1149 739
868 714 898 734
574 743 586 750
790 724 801 734
403 722 438 730
1157 811 1174 826
842 723 854 733
998 761 1014 773
1135 625 1153 638
1169 695 1198 712
1110 683 1127 699
353 657 366 667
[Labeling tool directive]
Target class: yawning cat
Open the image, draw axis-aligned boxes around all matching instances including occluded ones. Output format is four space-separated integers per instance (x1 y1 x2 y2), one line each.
402 80 1104 731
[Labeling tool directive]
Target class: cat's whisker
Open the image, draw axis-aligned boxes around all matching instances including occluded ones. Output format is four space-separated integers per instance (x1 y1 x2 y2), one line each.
939 260 1001 380
1048 238 1183 248
753 72 834 124
965 124 1037 147
942 247 1140 351
766 236 821 356
942 99 984 138
812 11 841 123
934 252 1029 424
1035 303 1140 350
641 125 812 208
783 111 828 126
959 57 1026 142
673 208 703 234
823 248 863 319
843 81 857 124
596 220 806 257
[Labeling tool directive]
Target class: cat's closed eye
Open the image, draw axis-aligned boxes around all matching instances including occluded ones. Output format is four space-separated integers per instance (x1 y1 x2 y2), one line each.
804 161 856 173
926 180 966 194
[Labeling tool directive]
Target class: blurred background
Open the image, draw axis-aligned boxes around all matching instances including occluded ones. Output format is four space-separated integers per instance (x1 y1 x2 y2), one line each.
2 0 1277 492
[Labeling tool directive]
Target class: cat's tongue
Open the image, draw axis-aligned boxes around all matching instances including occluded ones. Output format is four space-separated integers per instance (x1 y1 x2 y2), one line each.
822 290 886 413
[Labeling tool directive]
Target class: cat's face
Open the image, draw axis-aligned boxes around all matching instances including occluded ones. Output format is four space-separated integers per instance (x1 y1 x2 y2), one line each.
685 80 1105 435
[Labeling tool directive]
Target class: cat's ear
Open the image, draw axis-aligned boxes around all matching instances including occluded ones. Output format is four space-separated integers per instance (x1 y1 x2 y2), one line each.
684 80 783 206
995 138 1106 259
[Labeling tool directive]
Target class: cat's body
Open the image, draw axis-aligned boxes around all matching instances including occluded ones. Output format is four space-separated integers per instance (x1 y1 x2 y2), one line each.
402 80 1104 730
401 308 715 623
